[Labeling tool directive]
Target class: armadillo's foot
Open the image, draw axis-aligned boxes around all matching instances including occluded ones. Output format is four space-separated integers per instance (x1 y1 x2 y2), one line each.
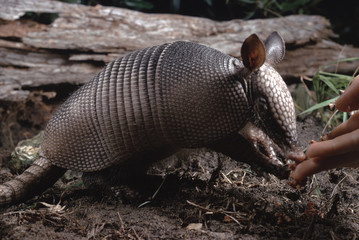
82 161 162 203
239 122 286 166
82 170 142 204
208 128 290 180
82 161 148 189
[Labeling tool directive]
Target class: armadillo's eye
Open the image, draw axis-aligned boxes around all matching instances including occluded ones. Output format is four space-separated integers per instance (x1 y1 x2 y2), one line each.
259 97 268 110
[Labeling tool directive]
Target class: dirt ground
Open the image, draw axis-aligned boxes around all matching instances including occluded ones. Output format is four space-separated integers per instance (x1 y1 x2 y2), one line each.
1 89 359 239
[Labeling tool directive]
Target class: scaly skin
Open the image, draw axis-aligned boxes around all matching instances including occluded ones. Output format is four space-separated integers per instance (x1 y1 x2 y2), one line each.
0 32 303 206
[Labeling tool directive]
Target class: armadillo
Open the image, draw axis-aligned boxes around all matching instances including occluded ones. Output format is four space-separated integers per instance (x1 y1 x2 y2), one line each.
0 32 304 206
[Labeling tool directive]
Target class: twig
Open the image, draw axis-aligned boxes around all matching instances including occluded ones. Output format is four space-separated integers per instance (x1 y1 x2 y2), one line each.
117 211 125 232
240 171 246 185
221 171 233 184
131 227 141 240
330 175 347 198
223 212 241 226
186 200 213 213
321 109 339 136
300 75 316 102
186 200 248 225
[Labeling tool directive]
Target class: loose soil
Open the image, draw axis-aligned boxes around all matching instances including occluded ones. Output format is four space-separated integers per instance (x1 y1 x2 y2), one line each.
0 89 358 240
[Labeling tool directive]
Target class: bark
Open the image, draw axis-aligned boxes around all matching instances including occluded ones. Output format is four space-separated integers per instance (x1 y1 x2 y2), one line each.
1 0 358 101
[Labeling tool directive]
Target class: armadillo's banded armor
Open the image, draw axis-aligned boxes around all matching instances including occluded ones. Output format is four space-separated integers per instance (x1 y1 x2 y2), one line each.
41 41 249 171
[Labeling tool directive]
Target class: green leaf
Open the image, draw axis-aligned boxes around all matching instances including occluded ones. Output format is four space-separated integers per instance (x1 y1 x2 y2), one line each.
124 0 154 10
280 0 308 12
318 71 354 82
237 0 257 4
204 0 213 6
319 75 340 94
298 96 339 116
320 57 359 70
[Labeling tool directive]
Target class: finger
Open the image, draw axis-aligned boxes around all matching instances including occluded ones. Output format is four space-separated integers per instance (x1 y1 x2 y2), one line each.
326 111 359 140
306 128 359 158
335 75 359 112
290 157 323 181
290 151 359 181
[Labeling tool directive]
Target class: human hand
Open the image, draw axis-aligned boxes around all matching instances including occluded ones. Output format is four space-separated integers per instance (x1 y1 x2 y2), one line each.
290 75 359 184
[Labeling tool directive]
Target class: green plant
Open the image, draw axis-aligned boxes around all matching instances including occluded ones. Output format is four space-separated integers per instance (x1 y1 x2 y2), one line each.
58 0 154 10
298 57 359 129
24 12 59 24
226 0 323 19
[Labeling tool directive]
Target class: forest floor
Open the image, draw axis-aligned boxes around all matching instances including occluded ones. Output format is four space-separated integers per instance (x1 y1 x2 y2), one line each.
0 88 359 240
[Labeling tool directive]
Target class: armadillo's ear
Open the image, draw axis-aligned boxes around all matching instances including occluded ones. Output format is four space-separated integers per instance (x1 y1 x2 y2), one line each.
264 31 285 66
241 34 266 71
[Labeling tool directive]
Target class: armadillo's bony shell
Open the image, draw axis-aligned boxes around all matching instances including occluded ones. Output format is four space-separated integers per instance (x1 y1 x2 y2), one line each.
41 42 250 172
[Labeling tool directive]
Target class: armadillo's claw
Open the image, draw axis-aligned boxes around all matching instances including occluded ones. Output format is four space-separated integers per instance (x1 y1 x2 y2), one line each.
286 147 306 163
208 131 291 180
239 122 286 166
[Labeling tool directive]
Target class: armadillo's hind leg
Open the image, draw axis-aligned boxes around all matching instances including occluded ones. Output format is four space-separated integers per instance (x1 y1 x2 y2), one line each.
0 156 66 206
82 163 152 203
82 160 150 189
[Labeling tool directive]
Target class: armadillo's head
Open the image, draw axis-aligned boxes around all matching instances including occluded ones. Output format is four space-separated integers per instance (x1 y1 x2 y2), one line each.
251 63 299 156
239 32 302 158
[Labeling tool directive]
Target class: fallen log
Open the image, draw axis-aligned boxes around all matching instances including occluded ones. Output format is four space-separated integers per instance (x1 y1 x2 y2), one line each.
0 0 358 101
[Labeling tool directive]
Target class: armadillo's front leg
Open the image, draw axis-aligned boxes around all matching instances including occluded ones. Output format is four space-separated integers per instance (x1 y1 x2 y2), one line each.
208 130 290 179
239 122 286 166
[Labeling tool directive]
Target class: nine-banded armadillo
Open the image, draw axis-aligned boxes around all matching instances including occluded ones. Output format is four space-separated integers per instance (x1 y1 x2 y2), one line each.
0 32 303 206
